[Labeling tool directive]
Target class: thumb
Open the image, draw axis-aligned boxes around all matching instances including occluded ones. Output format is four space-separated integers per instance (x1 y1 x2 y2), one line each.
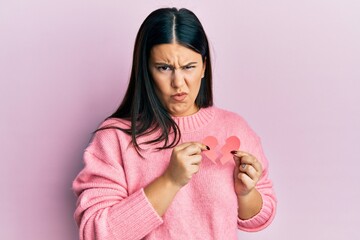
232 154 241 167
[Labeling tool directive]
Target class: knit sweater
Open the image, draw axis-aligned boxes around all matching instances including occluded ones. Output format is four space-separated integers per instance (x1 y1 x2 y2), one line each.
73 106 277 240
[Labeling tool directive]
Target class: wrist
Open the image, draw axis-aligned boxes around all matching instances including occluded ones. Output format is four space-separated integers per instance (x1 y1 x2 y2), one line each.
160 172 182 192
237 189 263 220
237 188 256 198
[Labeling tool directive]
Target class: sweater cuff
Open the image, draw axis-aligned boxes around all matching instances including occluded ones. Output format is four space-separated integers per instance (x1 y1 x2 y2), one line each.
237 192 275 232
108 188 163 239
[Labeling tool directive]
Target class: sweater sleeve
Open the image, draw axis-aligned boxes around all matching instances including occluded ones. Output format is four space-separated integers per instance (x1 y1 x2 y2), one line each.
237 134 277 232
72 128 163 240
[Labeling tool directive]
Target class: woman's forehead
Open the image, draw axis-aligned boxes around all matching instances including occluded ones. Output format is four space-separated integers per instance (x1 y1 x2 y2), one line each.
150 43 202 64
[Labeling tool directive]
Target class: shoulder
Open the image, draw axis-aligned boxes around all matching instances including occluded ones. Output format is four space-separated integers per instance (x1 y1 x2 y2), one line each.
94 118 132 138
99 117 131 130
87 118 132 153
81 118 133 169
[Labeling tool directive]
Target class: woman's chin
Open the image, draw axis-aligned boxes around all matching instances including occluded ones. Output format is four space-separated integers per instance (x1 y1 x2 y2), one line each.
168 105 198 117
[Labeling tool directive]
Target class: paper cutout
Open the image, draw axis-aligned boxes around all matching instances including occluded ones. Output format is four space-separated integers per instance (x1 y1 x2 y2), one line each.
203 136 219 164
202 136 241 165
219 136 241 165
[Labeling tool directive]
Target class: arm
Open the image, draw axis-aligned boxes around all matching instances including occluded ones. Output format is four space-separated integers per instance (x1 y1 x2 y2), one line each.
73 129 207 239
144 142 208 216
143 175 181 217
232 137 277 232
73 153 164 240
73 130 163 240
237 188 263 220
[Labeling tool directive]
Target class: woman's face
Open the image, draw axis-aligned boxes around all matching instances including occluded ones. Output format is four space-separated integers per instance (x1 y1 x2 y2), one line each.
148 43 206 117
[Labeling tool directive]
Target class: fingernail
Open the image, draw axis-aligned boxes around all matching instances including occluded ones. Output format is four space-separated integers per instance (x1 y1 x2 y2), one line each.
230 150 237 154
206 145 210 150
241 163 246 169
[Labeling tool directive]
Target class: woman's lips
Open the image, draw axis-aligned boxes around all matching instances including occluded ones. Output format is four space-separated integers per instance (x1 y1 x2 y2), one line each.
172 93 187 101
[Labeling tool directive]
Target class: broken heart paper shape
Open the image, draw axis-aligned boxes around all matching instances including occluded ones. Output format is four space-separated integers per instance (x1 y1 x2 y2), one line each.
202 136 241 165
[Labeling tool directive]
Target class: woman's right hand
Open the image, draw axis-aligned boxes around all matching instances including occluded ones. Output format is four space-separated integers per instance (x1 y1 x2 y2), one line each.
164 142 208 187
144 142 208 216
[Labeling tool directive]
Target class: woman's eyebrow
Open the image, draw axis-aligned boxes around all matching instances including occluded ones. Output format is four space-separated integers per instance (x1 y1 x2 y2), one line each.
182 62 198 66
153 61 198 67
153 62 172 65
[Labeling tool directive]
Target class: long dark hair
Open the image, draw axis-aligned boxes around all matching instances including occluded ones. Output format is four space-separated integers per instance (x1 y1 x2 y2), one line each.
99 8 213 154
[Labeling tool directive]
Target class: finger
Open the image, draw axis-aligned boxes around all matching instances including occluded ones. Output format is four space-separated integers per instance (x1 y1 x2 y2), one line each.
240 154 256 165
253 160 263 173
177 142 209 152
175 142 197 151
189 154 202 165
185 142 211 156
231 150 251 158
194 142 210 151
233 155 241 167
189 164 200 175
239 164 260 181
184 144 203 156
232 151 257 169
238 172 256 190
241 156 262 173
232 151 261 168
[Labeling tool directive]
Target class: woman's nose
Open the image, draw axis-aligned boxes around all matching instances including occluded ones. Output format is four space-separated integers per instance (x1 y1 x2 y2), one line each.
171 69 185 88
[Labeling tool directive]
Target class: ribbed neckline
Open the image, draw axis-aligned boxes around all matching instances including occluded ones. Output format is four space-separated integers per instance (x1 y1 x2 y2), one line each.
172 106 215 133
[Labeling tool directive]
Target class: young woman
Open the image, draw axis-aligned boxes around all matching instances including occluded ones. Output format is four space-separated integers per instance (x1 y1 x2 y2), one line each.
73 7 276 240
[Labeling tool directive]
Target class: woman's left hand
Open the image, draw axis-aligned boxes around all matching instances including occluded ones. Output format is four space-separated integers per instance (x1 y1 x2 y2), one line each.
232 151 263 196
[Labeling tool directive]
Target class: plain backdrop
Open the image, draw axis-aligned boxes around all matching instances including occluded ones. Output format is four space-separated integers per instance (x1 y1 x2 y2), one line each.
1 0 359 239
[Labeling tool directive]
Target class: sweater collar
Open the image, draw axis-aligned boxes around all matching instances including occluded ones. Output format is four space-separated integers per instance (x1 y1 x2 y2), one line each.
172 106 215 133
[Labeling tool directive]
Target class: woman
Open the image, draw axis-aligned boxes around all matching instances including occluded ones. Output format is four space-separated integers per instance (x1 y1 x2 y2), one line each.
73 7 276 240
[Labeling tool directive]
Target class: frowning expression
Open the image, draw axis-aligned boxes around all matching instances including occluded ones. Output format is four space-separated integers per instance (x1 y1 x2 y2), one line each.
149 43 206 117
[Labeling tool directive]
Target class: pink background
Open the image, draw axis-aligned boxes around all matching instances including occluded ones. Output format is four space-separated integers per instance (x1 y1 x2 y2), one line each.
1 0 359 239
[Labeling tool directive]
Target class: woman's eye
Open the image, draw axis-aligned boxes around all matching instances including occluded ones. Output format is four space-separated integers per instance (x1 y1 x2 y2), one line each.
183 65 195 70
157 66 172 72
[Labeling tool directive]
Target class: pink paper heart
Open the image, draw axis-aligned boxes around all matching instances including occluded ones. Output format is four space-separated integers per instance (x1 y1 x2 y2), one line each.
202 136 218 163
220 136 241 165
202 136 241 165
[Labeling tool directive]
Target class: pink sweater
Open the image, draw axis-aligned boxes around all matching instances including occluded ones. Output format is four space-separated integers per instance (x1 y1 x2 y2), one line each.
73 106 276 240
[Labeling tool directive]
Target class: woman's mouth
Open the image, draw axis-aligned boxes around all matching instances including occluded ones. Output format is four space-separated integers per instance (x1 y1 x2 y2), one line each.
171 92 188 102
